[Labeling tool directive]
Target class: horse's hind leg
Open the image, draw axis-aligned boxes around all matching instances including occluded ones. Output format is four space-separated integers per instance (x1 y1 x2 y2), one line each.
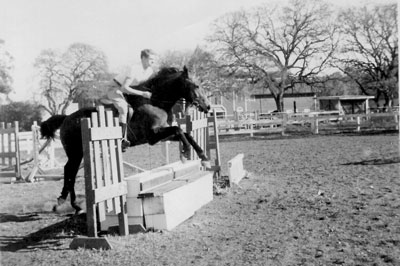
58 151 83 214
183 132 209 162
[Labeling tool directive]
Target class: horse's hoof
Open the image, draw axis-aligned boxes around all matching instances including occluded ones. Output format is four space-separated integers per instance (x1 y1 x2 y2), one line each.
201 160 212 169
57 197 66 206
180 156 187 164
181 149 190 160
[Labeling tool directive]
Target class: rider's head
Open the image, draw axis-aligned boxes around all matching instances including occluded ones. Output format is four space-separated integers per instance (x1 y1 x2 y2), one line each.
141 49 156 69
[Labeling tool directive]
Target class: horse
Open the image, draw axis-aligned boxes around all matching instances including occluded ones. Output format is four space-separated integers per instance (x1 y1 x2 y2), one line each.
40 66 211 214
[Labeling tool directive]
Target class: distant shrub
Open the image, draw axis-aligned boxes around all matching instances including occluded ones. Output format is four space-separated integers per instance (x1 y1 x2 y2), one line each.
0 101 42 131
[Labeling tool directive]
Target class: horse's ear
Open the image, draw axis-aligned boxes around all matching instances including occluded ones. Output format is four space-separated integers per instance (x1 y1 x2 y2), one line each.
183 65 188 78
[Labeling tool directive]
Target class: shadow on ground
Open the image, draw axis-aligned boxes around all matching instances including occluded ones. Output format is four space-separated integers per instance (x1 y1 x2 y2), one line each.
0 212 86 252
342 156 400 166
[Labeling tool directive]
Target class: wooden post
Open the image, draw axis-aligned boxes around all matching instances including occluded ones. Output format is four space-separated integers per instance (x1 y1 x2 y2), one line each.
356 116 361 132
14 121 21 179
281 113 288 136
210 110 221 178
177 109 221 178
161 141 170 165
70 106 128 250
311 115 319 134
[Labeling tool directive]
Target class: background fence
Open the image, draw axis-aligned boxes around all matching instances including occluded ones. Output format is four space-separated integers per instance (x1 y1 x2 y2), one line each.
214 111 399 136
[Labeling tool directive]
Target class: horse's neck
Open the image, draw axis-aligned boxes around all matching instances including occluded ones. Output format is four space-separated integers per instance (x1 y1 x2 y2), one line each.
151 84 181 112
152 92 178 112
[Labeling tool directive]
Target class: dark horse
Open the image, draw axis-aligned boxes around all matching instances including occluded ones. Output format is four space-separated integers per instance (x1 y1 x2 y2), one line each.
40 66 211 214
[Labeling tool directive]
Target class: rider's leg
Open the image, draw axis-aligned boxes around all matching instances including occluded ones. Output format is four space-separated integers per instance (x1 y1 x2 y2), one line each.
128 106 134 123
115 101 130 151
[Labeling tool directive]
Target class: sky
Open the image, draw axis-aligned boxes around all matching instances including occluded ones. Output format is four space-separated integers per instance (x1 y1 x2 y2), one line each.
0 0 396 101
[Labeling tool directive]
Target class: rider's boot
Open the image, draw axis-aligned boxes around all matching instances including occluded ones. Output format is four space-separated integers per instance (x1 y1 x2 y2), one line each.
120 123 130 152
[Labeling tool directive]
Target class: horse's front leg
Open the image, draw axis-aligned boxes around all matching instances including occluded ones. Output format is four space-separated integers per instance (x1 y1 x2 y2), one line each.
183 132 211 168
148 126 191 160
148 126 210 167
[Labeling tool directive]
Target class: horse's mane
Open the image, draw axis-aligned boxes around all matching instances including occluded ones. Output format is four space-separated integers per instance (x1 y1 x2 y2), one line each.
141 67 181 89
125 67 183 109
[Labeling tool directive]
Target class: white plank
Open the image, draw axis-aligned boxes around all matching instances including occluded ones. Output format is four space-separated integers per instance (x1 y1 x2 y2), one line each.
228 153 247 185
143 172 213 231
89 127 122 141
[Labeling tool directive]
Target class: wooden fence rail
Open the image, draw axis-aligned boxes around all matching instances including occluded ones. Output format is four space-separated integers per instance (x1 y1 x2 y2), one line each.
215 112 399 136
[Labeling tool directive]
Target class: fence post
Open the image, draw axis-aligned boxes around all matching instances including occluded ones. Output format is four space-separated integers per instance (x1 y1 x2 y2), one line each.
356 116 361 132
14 121 21 179
71 106 128 250
161 141 170 165
281 113 288 136
311 115 319 134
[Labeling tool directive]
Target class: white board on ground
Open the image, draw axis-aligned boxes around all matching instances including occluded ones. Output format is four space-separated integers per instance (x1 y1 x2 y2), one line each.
228 153 247 186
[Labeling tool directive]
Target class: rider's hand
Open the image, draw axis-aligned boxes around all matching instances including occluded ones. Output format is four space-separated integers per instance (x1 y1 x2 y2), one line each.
142 91 152 99
116 90 124 97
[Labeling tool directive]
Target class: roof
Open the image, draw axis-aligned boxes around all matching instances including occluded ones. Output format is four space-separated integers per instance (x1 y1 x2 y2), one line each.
211 104 227 113
317 95 375 100
253 92 315 99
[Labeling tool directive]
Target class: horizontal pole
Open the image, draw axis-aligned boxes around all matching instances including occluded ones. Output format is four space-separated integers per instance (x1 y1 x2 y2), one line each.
92 182 127 203
90 127 122 141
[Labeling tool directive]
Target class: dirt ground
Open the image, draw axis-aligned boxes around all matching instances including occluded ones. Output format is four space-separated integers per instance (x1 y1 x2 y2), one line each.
0 133 399 265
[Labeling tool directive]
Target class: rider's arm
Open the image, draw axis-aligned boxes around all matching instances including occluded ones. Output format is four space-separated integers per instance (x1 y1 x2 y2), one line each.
120 78 151 99
119 65 152 99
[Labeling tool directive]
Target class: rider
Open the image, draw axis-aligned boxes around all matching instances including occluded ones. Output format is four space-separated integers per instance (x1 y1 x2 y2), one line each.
104 49 156 151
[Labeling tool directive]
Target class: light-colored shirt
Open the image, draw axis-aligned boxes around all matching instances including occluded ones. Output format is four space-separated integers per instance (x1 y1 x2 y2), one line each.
114 65 154 86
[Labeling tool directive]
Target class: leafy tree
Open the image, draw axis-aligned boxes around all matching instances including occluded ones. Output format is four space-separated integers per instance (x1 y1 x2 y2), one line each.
75 71 115 107
0 101 42 131
314 72 359 96
334 4 398 109
159 50 193 69
187 47 224 92
0 39 14 95
34 43 109 115
159 47 234 97
208 0 338 111
158 48 224 115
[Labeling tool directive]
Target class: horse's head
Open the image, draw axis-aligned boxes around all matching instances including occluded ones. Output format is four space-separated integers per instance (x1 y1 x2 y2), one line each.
144 66 211 114
181 66 211 114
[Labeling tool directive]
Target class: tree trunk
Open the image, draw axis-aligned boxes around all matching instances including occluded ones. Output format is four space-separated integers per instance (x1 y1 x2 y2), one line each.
273 94 284 112
61 101 71 115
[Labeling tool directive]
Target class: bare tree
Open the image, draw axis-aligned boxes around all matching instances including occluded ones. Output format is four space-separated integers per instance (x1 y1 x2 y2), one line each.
334 3 398 109
34 43 108 115
208 0 337 111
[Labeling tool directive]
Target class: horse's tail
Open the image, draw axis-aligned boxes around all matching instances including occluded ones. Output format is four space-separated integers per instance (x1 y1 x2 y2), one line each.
40 115 67 139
